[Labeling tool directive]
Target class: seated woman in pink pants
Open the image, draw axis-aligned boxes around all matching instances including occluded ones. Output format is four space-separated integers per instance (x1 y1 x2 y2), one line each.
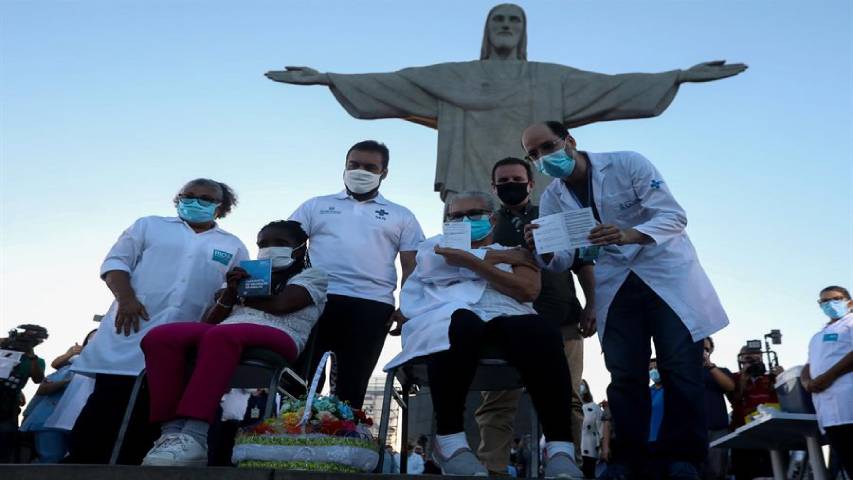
139 220 327 467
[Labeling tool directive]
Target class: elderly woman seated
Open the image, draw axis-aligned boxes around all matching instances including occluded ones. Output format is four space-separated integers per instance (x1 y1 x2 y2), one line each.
385 191 581 478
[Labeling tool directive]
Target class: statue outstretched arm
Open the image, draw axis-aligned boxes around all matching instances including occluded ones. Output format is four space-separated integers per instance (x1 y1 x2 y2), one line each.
265 66 331 86
266 65 438 123
561 59 747 128
677 60 748 83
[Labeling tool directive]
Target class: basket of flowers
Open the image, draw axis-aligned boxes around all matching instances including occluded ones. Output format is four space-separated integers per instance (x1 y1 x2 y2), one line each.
232 352 379 472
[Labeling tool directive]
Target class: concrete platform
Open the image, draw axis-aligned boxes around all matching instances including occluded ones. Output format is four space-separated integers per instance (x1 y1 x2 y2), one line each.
0 465 466 480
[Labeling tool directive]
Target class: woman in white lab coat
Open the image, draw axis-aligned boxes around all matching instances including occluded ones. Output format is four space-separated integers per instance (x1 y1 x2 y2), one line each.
386 191 582 479
68 178 249 465
521 121 728 480
801 285 852 478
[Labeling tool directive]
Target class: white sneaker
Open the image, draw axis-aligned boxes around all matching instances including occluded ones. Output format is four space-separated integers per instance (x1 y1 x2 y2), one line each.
141 433 207 467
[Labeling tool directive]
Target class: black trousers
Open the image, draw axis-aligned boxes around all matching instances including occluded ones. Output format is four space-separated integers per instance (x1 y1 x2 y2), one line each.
427 309 574 441
304 294 394 409
602 272 707 470
825 423 853 478
67 374 158 465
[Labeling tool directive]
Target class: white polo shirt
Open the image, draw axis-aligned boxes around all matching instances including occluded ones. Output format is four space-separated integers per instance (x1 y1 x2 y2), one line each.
289 190 424 306
807 313 853 430
73 216 249 376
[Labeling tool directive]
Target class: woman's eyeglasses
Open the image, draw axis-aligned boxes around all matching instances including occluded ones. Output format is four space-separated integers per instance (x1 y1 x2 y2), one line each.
446 210 491 222
178 195 220 207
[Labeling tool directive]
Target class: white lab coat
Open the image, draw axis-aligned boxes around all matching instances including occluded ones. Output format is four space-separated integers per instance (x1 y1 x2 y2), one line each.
807 313 853 430
73 216 249 376
539 151 728 342
384 236 529 370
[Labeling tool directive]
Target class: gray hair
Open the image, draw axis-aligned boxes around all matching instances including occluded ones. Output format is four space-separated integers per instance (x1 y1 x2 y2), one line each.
444 191 496 219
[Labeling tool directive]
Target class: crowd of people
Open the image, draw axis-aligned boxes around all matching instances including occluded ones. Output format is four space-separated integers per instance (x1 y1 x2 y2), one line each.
0 121 851 480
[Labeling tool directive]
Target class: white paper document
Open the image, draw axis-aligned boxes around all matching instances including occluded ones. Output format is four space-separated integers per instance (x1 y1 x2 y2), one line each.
531 208 597 254
441 222 471 250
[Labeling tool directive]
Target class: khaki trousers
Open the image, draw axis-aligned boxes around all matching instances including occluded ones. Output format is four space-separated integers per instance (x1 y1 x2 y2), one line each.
475 325 584 473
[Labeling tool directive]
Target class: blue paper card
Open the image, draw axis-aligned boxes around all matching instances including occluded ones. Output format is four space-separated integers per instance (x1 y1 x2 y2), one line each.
238 259 272 297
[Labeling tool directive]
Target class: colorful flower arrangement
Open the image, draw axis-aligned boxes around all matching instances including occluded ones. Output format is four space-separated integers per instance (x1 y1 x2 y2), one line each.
244 395 374 437
232 394 379 472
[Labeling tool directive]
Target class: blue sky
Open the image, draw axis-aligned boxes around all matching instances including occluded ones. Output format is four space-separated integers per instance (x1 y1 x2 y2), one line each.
2 1 851 404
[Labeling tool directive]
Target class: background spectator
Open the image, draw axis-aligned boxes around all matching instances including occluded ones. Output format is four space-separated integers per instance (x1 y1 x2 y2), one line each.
579 379 604 479
700 337 735 480
19 331 97 463
0 325 47 463
728 344 783 480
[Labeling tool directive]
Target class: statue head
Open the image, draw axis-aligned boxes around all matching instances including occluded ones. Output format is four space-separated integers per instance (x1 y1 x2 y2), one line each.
480 3 527 61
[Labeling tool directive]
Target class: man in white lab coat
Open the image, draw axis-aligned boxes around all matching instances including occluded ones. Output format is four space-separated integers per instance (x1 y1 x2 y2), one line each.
522 121 728 480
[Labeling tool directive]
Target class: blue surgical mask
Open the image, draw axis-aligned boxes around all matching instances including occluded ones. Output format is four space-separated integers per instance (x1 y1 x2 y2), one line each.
464 216 493 242
536 148 576 178
177 199 219 224
821 300 850 320
649 368 661 384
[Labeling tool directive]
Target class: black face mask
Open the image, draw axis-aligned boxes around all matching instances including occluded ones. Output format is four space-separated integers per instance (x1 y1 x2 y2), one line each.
496 182 530 206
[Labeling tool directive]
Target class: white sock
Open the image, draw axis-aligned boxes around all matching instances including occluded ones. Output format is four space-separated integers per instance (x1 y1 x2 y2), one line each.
544 441 575 461
435 432 470 457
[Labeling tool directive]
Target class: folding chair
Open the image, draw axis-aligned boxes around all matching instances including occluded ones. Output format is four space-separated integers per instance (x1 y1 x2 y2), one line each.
109 347 291 465
375 347 542 478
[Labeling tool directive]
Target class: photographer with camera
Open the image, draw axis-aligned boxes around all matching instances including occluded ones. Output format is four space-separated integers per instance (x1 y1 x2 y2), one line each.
728 343 784 480
0 324 48 463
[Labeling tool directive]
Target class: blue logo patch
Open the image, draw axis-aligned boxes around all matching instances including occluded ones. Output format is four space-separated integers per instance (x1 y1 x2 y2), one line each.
375 208 389 220
212 249 233 266
650 179 664 190
823 333 839 342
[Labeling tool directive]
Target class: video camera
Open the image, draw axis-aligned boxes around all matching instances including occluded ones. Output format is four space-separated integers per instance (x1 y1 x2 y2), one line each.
737 329 781 377
0 324 49 353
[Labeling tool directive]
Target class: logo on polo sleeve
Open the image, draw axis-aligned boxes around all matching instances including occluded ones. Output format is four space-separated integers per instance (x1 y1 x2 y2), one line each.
650 179 664 190
212 249 233 266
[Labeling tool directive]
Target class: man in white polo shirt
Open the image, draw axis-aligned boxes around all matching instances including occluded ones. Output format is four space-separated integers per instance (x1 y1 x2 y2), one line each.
290 140 425 409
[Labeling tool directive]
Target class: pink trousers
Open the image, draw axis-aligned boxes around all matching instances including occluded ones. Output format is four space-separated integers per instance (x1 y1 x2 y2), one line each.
141 322 298 424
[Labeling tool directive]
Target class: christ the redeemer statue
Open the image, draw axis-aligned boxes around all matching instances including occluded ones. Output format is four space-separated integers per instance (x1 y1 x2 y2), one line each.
266 3 746 201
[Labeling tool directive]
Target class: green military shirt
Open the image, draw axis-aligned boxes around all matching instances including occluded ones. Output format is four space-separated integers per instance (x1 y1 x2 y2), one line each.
492 203 590 329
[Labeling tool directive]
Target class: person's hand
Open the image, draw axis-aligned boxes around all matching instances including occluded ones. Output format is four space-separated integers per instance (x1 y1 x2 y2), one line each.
434 246 478 268
225 267 250 292
114 296 150 336
805 372 835 393
679 60 748 83
600 444 611 463
486 248 538 270
265 66 330 85
579 304 596 338
589 224 627 246
522 224 539 251
770 365 784 377
387 309 408 336
66 343 83 357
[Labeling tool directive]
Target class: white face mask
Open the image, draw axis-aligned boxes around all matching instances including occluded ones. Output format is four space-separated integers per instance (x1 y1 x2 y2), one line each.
257 244 303 270
344 169 382 194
